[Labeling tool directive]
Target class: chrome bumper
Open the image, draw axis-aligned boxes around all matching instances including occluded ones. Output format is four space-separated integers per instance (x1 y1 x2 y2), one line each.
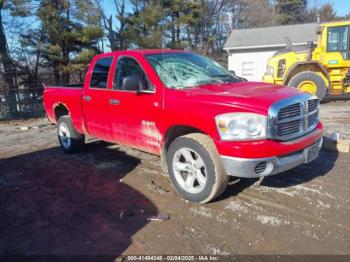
220 138 323 178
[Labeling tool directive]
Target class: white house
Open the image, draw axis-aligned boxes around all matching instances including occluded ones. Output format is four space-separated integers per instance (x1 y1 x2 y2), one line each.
224 23 319 81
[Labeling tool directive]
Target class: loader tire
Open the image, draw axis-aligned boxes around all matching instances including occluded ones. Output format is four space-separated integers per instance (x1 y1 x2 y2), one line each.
288 72 327 100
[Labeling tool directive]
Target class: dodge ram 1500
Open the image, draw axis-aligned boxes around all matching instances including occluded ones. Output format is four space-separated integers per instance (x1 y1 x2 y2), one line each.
44 49 323 203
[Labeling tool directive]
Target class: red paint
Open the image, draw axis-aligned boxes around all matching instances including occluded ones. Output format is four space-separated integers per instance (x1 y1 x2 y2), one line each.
43 49 323 158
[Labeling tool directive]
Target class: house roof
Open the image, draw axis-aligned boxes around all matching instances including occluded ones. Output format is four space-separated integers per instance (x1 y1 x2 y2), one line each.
224 23 319 50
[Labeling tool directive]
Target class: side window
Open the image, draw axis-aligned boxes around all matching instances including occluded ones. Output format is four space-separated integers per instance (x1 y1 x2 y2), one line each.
113 57 154 91
327 26 349 59
90 57 113 88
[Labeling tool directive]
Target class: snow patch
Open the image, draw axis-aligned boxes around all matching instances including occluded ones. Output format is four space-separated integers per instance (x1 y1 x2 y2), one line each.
189 207 228 223
316 199 330 209
256 215 283 226
224 200 248 213
206 244 230 255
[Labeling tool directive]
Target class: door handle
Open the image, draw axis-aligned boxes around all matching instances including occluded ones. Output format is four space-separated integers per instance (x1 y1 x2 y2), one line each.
83 95 91 101
109 99 120 105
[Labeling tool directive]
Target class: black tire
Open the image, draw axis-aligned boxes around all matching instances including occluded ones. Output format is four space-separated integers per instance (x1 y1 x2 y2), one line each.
166 133 228 203
288 72 327 100
57 116 85 153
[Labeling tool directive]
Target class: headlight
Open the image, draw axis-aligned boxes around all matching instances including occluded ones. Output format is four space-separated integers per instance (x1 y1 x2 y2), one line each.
215 113 267 141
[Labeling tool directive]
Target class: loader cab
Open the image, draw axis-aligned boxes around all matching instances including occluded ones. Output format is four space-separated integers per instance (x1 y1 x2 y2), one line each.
317 21 350 67
325 24 350 60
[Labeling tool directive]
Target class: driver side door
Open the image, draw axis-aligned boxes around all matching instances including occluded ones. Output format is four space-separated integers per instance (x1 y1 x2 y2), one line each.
106 55 162 154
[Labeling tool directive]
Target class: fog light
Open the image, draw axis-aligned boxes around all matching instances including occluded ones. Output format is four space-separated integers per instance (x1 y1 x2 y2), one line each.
255 162 267 174
255 161 274 175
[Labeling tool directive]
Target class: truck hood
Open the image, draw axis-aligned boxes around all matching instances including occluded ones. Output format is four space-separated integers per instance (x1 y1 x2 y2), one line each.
182 81 303 113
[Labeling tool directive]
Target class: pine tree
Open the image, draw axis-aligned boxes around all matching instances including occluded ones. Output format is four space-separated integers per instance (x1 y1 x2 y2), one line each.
126 0 165 49
277 0 308 25
37 0 103 84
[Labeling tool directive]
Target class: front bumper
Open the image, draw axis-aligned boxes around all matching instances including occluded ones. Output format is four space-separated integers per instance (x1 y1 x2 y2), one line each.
220 138 323 178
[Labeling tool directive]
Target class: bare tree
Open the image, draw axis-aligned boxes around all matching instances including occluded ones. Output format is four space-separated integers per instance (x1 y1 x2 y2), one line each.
0 0 16 92
95 0 127 51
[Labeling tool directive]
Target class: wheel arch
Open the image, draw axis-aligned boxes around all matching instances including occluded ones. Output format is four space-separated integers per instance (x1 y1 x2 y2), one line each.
160 125 208 172
53 103 70 122
283 62 330 88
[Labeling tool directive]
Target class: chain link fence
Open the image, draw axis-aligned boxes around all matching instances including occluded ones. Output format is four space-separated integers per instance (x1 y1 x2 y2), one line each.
0 88 45 121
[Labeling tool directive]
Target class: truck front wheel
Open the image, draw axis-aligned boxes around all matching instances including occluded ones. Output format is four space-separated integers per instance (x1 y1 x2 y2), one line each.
167 133 228 203
57 116 85 153
288 72 327 100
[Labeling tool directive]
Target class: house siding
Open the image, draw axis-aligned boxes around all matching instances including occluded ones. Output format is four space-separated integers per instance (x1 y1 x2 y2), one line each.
228 48 282 81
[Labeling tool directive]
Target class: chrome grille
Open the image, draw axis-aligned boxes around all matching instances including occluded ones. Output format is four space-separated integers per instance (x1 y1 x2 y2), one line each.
277 103 301 120
277 119 302 136
308 99 318 112
268 94 319 141
308 111 318 128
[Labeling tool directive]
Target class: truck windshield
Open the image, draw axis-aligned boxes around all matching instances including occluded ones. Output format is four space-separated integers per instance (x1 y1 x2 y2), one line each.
146 52 241 89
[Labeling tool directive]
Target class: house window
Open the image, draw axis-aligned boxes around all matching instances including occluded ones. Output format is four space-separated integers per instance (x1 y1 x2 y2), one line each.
242 62 255 77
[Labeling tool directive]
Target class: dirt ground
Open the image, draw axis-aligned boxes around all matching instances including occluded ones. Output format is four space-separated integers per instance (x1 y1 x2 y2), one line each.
0 101 349 256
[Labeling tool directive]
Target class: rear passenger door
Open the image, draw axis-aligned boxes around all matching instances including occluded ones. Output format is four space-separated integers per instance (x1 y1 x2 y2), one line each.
82 55 115 140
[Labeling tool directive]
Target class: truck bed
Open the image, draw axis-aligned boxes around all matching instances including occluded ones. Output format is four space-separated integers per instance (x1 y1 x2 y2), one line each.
43 85 85 133
44 83 83 89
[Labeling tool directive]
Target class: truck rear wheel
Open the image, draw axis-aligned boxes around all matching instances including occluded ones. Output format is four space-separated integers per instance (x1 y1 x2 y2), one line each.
288 72 327 100
166 133 228 203
57 116 85 153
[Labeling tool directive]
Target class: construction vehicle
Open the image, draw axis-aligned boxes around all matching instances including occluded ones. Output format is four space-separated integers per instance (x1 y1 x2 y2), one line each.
263 20 350 100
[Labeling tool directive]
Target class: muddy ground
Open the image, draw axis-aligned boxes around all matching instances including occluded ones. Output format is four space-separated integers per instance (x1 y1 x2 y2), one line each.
0 101 349 256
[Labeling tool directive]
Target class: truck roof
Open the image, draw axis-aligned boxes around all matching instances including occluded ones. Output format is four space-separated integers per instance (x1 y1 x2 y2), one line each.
95 49 188 58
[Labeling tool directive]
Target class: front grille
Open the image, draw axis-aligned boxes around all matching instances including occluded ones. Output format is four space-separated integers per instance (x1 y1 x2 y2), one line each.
308 111 318 128
278 103 301 120
268 94 319 141
277 119 302 136
308 99 318 112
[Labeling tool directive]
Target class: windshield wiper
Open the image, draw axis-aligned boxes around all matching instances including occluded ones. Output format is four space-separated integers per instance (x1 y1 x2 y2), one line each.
196 79 224 85
210 74 242 83
210 74 232 78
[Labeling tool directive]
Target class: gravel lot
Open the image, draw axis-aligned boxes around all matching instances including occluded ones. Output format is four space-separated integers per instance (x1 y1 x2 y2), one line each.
0 101 349 255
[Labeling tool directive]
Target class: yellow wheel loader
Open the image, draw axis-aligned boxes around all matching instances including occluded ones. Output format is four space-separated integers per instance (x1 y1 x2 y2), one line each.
263 21 350 100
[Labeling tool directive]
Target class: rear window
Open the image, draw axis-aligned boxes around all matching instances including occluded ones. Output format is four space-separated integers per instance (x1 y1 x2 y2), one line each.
90 57 113 88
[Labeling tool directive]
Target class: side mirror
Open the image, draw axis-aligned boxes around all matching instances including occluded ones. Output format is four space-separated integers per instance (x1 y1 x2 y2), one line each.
316 26 323 35
121 76 143 91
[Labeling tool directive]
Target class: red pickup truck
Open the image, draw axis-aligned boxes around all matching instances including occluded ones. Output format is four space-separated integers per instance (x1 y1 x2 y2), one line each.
43 49 323 203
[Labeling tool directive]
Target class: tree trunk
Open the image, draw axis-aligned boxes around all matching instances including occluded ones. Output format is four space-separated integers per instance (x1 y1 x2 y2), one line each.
0 6 15 91
107 15 117 50
171 16 176 48
0 4 19 118
33 30 44 90
53 61 60 85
